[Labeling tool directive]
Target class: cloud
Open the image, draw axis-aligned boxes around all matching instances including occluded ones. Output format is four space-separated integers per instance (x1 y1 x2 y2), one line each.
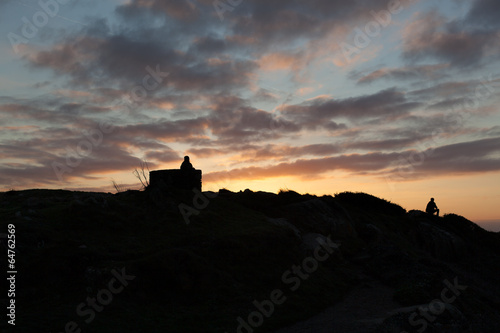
20 0 500 97
205 137 500 183
352 64 449 85
258 52 303 71
0 143 144 189
402 10 500 67
345 137 426 151
283 88 420 127
203 95 301 144
27 33 257 94
144 149 180 163
118 0 200 21
410 81 473 99
385 137 500 180
424 137 500 168
187 148 224 158
120 119 208 142
465 0 500 29
409 76 497 114
204 152 400 182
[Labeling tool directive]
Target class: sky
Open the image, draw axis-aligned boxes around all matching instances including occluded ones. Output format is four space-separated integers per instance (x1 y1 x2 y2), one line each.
0 0 499 230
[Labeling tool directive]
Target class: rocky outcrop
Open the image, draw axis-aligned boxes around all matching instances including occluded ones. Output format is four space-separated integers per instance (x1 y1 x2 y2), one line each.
2 189 500 333
278 197 357 239
407 212 469 261
149 169 202 191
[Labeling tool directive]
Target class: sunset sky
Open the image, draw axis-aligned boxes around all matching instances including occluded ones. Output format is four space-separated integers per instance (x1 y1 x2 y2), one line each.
0 0 499 229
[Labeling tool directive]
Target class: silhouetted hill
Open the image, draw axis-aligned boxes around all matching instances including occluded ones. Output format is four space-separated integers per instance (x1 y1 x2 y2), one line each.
1 189 499 333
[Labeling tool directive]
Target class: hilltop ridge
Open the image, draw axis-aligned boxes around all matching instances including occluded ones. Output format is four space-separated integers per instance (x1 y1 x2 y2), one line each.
1 188 499 333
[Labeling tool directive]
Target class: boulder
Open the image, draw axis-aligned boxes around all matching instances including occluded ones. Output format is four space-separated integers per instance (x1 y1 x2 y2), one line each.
149 169 202 191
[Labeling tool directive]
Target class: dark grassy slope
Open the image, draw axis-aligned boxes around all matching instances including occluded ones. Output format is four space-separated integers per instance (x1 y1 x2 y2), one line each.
0 189 499 333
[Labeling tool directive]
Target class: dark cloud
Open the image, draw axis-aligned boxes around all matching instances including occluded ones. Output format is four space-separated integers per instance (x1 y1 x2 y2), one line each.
23 0 396 98
484 126 500 137
120 119 208 142
251 88 282 104
409 77 496 114
229 0 391 45
204 152 399 182
204 95 301 143
465 0 500 29
252 144 342 160
351 64 449 85
402 10 500 67
187 143 342 163
425 137 500 165
0 100 90 125
27 33 257 94
144 149 180 163
0 143 144 188
427 98 468 110
118 0 200 21
190 36 228 54
115 0 390 47
345 137 426 151
385 137 500 181
205 137 500 182
283 89 419 127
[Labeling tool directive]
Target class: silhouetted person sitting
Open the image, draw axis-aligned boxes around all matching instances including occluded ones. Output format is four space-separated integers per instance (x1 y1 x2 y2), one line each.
426 198 439 216
180 156 194 171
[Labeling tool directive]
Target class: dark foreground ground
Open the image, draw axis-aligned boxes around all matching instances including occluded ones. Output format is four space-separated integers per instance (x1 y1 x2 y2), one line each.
1 188 499 333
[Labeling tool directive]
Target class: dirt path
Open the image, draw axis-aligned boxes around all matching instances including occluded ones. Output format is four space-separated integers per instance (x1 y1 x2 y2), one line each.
273 279 400 333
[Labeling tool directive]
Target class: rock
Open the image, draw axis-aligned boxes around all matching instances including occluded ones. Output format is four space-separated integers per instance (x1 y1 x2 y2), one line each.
415 222 468 261
358 223 383 245
300 233 342 262
23 197 44 208
301 232 340 252
378 302 466 333
267 217 301 238
149 169 202 191
282 198 357 239
407 210 426 219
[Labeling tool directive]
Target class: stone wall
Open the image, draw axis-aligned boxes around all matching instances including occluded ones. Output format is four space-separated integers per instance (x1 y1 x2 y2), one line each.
149 169 202 191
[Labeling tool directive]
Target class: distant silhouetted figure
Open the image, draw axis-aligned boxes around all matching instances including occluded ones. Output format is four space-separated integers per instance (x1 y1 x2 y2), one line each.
180 156 194 171
426 198 439 216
